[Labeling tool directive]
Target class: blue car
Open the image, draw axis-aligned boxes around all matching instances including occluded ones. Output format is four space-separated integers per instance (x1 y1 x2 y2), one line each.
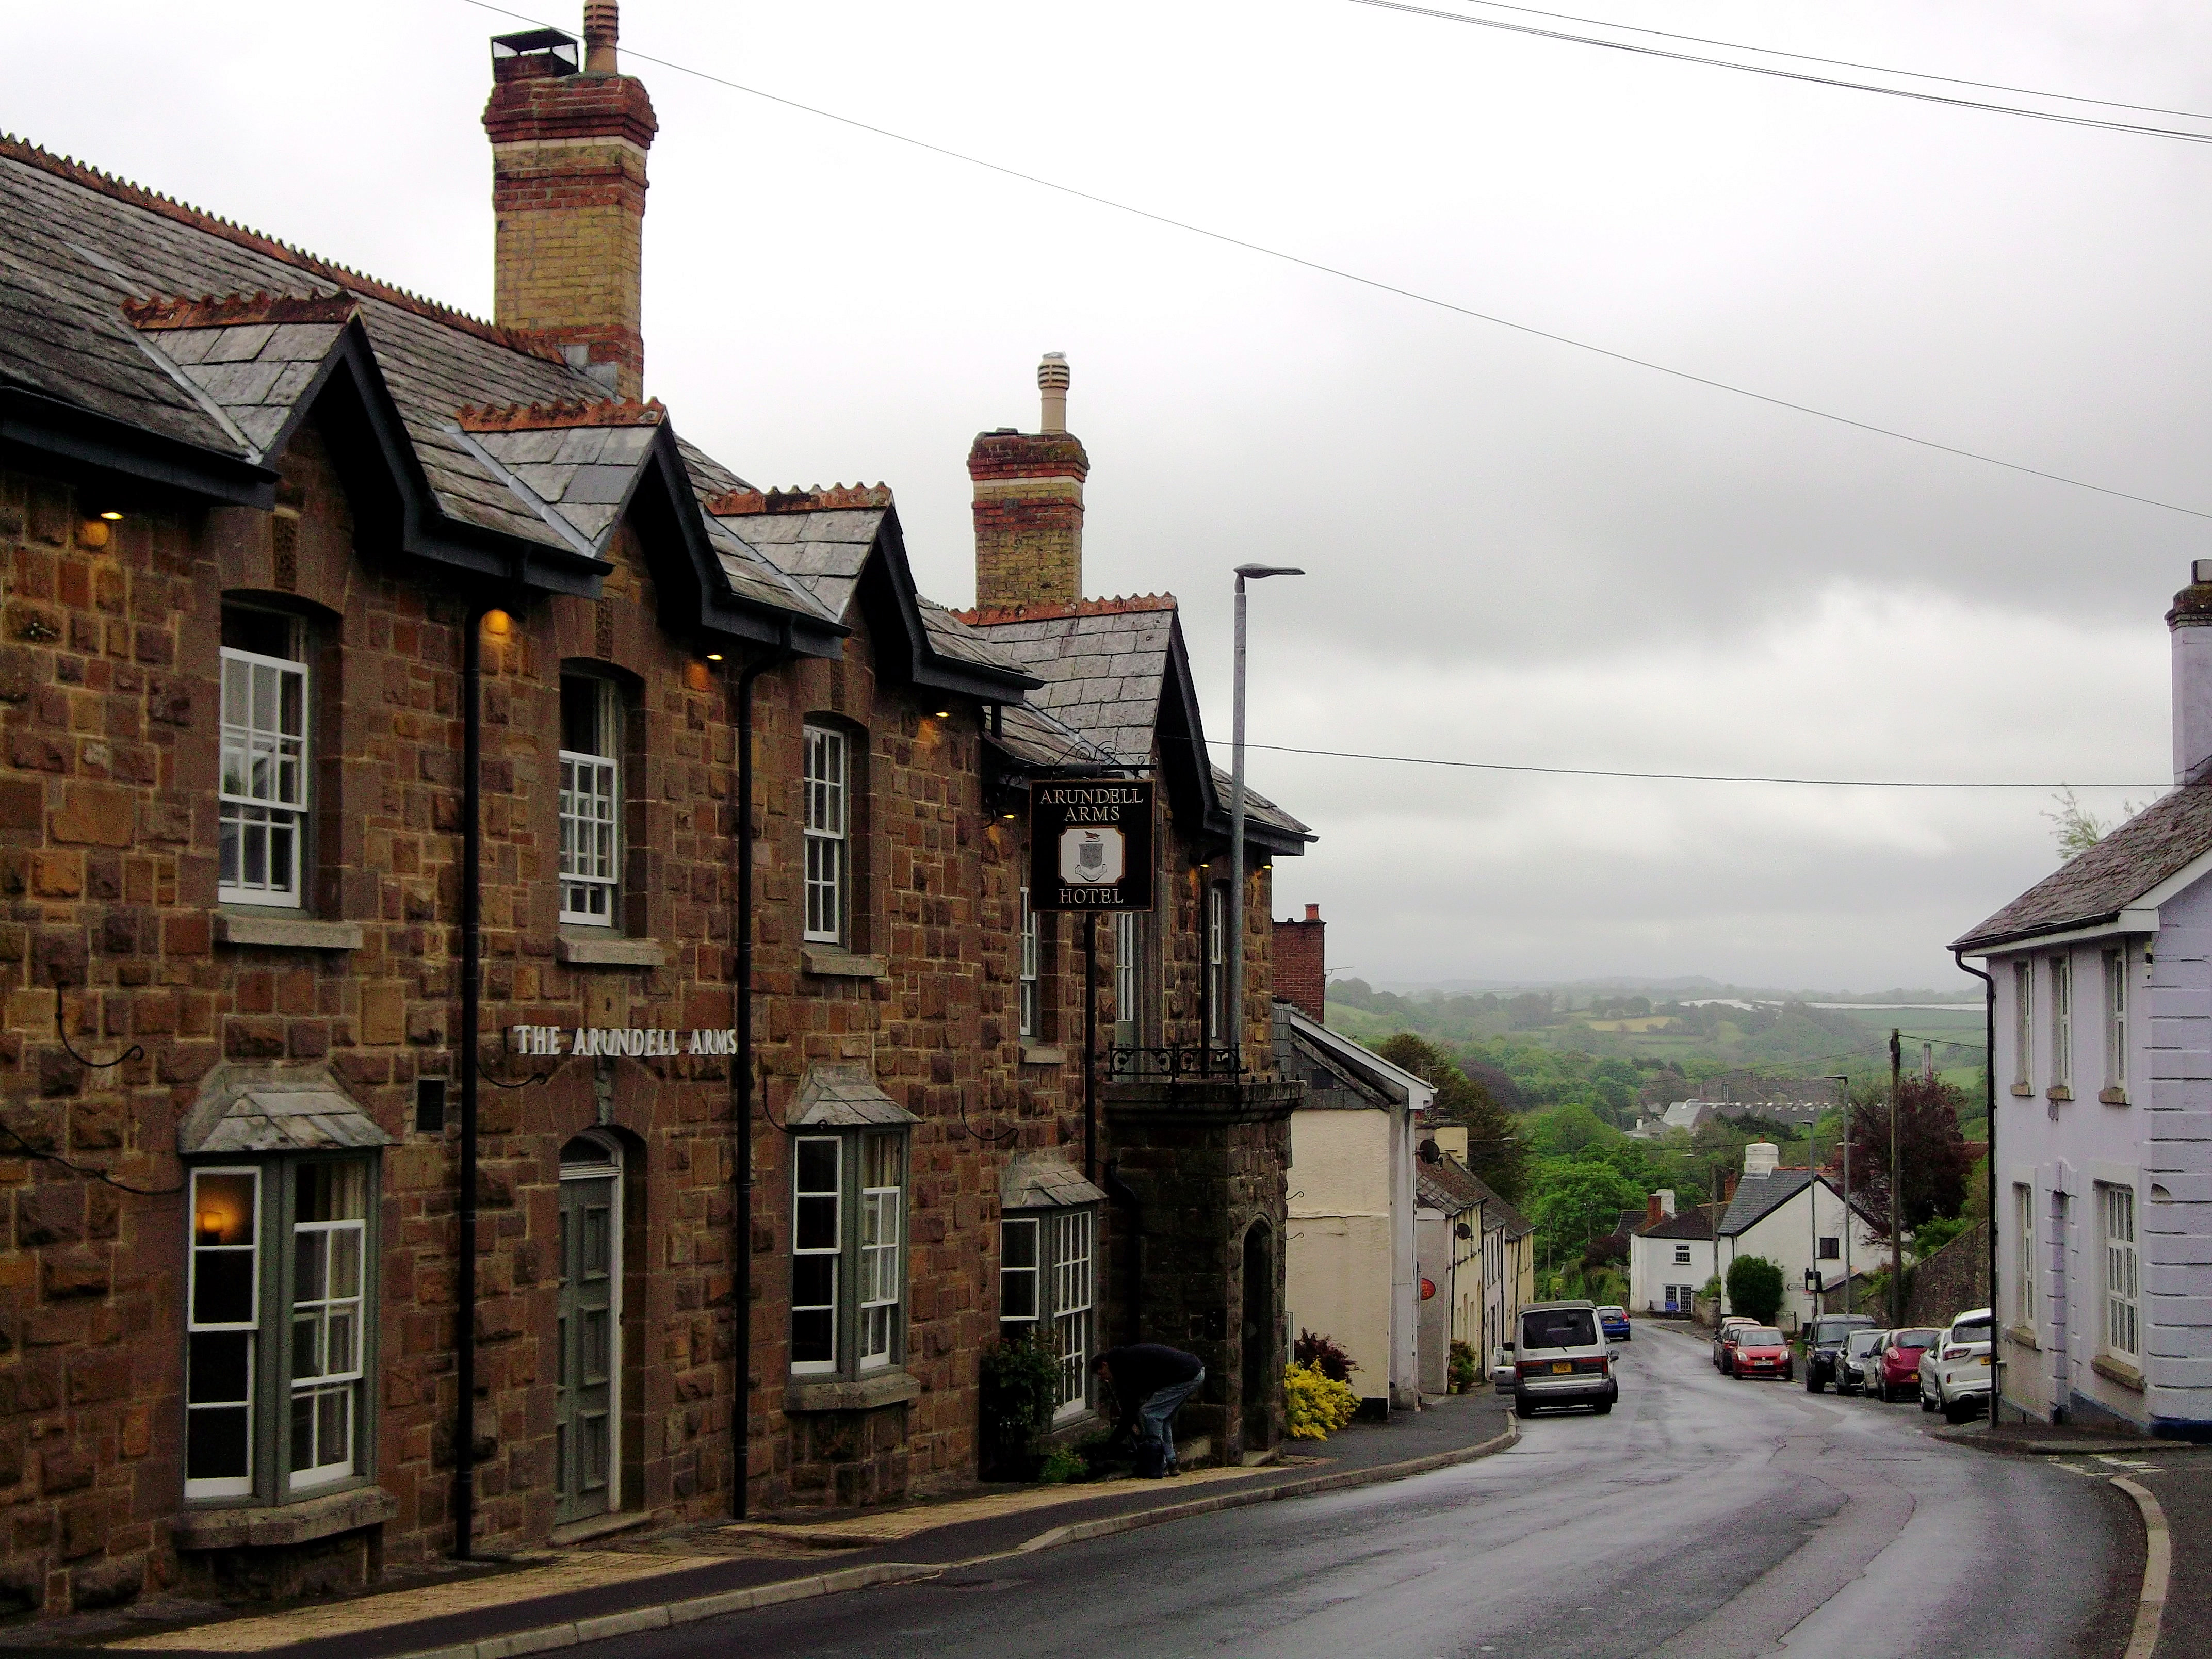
1599 1305 1631 1342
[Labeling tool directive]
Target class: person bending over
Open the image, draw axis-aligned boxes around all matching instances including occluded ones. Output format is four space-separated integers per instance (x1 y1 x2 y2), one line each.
1095 1343 1205 1477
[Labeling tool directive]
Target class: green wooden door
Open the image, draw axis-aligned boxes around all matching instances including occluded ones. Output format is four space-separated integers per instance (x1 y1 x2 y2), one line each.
556 1171 617 1524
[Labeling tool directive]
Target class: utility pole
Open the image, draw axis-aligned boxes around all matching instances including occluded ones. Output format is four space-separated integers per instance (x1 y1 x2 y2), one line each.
1889 1030 1903 1329
1832 1075 1852 1308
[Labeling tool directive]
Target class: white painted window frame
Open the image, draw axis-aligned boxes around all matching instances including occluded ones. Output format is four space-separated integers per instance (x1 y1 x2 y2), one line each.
802 726 848 945
2050 954 2072 1090
2012 959 2032 1091
218 638 309 908
2104 948 2127 1091
559 678 621 926
2101 1182 2139 1359
1018 886 1039 1038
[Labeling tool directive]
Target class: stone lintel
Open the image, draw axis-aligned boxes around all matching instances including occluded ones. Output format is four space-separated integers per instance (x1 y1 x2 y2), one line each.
558 932 667 968
214 912 363 950
784 1371 922 1414
802 948 889 980
175 1484 397 1550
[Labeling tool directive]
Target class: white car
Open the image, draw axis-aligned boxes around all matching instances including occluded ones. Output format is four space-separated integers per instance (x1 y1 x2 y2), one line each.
1920 1307 1993 1422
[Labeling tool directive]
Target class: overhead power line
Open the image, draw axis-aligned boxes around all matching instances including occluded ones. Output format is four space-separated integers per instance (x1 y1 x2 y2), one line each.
458 0 2212 525
1422 0 2212 123
1192 733 2166 790
1347 0 2212 144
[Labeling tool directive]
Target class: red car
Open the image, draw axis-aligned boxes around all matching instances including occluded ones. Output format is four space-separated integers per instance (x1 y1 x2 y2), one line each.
1868 1328 1939 1402
1727 1326 1793 1381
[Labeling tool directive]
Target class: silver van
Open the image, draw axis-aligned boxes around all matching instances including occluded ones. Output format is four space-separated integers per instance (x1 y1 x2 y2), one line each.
1506 1299 1618 1418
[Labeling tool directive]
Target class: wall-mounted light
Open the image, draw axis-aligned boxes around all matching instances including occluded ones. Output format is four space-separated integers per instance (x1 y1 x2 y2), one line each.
483 609 513 636
706 652 724 663
935 709 952 720
99 510 123 522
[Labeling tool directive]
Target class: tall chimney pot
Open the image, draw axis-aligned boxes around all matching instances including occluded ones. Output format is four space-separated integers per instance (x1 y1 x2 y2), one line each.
1038 352 1070 433
1304 903 1320 922
2170 561 2212 785
583 0 620 72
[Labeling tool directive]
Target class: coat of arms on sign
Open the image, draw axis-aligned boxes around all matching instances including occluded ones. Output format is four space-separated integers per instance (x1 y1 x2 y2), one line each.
1059 826 1124 885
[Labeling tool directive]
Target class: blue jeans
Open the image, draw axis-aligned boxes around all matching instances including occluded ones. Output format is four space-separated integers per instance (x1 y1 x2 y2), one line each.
1138 1369 1205 1467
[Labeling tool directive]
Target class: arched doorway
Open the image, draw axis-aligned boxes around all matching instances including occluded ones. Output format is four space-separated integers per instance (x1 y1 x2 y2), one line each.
1240 1220 1276 1452
557 1132 623 1524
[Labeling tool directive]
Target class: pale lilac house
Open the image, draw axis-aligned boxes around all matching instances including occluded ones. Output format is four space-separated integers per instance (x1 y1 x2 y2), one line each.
1953 560 2212 1438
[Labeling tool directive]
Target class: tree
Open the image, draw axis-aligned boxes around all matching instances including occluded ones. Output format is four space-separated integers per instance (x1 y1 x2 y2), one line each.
1374 1032 1531 1205
1726 1255 1784 1324
1847 1076 1974 1233
1529 1158 1643 1261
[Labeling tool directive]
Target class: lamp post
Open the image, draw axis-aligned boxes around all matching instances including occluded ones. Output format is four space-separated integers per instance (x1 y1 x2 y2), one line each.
1227 563 1303 1066
1831 1074 1852 1306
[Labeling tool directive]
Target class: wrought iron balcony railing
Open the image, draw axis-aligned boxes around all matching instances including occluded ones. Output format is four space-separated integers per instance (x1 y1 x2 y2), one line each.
1109 1044 1245 1080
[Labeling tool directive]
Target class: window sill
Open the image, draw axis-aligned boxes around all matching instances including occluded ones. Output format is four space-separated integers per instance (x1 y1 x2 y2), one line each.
802 948 888 980
558 932 666 969
215 910 363 951
2010 1083 2035 1097
784 1371 922 1414
2092 1353 2146 1393
1020 1044 1067 1067
2100 1087 2129 1105
2045 1086 2074 1102
2007 1323 2040 1352
175 1484 397 1549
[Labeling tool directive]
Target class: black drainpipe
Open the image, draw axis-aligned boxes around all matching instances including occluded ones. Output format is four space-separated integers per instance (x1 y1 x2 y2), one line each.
730 626 791 1520
1954 948 1997 1425
454 603 487 1560
1104 1160 1143 1346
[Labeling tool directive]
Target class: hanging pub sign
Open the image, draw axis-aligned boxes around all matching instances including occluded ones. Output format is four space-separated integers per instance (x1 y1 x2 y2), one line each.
1028 778 1154 911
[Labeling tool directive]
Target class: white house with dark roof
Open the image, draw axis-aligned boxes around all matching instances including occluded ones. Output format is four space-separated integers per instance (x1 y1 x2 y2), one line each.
1950 562 2212 1438
1715 1143 1885 1329
1628 1194 1718 1316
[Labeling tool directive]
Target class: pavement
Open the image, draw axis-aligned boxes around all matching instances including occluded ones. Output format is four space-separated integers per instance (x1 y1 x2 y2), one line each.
523 1318 2135 1659
1935 1417 2212 1659
7 1390 1511 1659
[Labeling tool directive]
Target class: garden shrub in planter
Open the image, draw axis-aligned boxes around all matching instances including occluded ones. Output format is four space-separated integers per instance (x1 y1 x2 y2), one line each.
1447 1339 1479 1394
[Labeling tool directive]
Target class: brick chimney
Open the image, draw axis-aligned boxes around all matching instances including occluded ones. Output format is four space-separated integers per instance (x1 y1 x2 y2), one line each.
969 354 1089 609
1272 903 1325 1023
482 3 657 399
1645 1194 1664 1229
2170 559 2212 784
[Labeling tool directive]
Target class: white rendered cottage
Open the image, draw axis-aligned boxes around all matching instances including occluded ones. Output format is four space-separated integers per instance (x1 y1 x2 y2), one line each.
1951 561 2212 1438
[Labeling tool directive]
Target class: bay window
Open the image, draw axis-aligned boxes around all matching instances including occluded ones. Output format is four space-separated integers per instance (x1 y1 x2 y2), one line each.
790 1128 907 1379
186 1156 376 1505
998 1206 1097 1422
219 608 308 908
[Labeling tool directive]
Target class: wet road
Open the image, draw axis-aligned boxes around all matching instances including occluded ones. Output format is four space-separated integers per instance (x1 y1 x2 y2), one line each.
600 1321 2134 1657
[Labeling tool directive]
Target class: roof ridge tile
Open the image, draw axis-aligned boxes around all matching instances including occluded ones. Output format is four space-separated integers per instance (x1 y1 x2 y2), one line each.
457 397 666 432
123 290 359 330
951 593 1177 626
706 483 893 515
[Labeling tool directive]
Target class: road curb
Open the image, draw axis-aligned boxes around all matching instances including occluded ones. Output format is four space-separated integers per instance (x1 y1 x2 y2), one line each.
1016 1419 1520 1553
2111 1476 2169 1659
365 1419 1521 1659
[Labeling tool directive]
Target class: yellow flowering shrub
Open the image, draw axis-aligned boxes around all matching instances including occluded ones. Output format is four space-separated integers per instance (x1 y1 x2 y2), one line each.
1284 1359 1360 1440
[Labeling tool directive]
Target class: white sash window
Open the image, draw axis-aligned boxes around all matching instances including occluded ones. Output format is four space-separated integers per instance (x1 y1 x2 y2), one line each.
560 677 620 925
219 615 308 907
803 726 848 943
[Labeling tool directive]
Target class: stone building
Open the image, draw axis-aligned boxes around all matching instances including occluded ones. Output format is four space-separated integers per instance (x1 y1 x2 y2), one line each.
0 0 1311 1618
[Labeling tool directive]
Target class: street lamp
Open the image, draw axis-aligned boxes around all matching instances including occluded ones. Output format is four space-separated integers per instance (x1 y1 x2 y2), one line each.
1228 562 1304 1065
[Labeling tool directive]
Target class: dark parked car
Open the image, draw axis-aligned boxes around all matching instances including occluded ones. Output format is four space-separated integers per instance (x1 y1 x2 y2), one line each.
1837 1327 1887 1395
1802 1313 1875 1393
1869 1327 1939 1402
1728 1326 1793 1381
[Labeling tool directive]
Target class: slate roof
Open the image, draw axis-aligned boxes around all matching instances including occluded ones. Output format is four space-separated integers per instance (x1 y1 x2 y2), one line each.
959 597 1180 766
1636 1204 1718 1241
790 1064 920 1128
1718 1169 1817 1237
1456 1166 1533 1238
1417 1159 1484 1215
1954 780 2205 951
988 700 1113 771
1001 1150 1108 1211
178 1065 393 1156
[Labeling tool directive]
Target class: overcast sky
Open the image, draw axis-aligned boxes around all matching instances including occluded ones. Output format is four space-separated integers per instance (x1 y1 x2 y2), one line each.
19 1 2212 990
